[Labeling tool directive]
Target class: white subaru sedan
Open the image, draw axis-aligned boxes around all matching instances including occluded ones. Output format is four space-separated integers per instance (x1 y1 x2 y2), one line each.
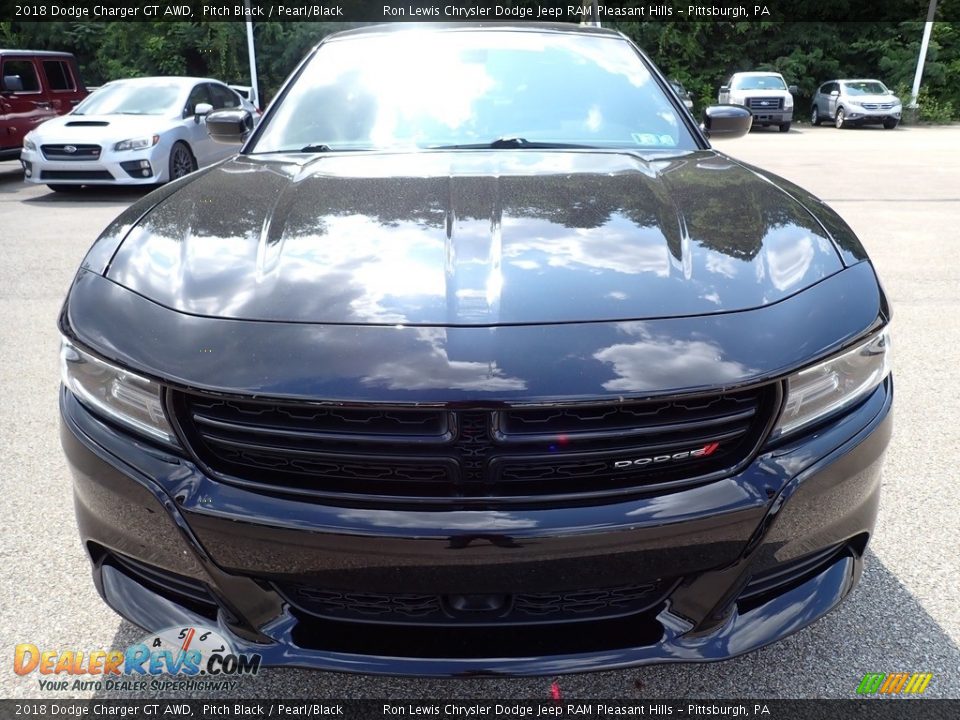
21 76 257 191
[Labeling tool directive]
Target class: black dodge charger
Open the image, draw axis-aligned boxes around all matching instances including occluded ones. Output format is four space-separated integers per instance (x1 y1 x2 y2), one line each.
59 23 892 675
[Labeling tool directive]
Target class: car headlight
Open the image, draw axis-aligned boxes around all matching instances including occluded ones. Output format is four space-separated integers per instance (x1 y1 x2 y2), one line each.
60 337 177 445
772 328 891 438
784 96 794 109
113 135 160 152
23 136 36 152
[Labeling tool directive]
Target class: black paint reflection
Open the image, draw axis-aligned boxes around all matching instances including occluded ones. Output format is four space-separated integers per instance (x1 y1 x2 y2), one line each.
106 150 845 326
69 262 881 403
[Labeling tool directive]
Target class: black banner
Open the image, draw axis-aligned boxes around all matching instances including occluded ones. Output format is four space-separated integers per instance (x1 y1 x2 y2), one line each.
1 700 958 720
1 0 959 23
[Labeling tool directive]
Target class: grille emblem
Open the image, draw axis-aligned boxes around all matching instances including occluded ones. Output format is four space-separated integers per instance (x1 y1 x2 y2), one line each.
613 442 720 469
63 145 77 154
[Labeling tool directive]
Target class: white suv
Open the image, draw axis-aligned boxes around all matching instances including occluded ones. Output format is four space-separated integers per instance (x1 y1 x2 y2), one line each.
719 72 797 132
811 79 901 129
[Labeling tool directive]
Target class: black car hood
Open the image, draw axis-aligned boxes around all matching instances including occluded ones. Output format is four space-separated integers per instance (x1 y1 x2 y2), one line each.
106 150 845 325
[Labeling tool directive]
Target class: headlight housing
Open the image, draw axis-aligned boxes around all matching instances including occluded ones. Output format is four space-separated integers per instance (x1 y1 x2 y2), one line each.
23 135 36 152
60 337 177 446
113 135 160 152
784 95 794 109
772 328 891 438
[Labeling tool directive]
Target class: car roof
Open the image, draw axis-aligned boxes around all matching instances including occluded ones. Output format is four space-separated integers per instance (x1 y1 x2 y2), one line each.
732 71 783 76
0 49 75 57
818 79 887 87
325 22 623 41
100 76 225 86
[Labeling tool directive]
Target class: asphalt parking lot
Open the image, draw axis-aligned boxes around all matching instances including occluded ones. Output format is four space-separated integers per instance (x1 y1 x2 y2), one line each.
1 124 958 701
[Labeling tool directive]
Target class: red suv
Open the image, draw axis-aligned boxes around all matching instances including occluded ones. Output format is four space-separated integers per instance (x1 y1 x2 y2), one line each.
1 50 88 161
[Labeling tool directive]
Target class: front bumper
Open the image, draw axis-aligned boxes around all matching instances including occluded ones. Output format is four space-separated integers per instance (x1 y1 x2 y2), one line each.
21 144 170 186
61 371 892 676
750 110 793 125
843 107 902 124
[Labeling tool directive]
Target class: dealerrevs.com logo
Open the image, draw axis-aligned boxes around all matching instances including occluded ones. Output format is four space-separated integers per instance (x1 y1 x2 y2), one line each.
613 442 720 469
14 626 261 692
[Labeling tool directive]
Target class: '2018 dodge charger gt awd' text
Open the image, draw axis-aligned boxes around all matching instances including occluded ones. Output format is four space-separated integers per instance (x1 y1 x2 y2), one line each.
59 24 892 676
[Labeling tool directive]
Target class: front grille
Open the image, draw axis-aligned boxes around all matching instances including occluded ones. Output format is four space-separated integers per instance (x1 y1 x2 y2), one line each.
745 97 784 110
290 605 664 658
40 170 113 181
279 580 670 626
170 384 779 505
860 102 895 111
41 143 102 160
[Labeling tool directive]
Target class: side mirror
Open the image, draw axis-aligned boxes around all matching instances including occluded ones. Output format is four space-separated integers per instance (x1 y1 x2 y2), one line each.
788 85 799 95
720 85 729 92
702 104 752 140
830 90 840 97
2 75 24 92
194 103 213 124
206 108 254 144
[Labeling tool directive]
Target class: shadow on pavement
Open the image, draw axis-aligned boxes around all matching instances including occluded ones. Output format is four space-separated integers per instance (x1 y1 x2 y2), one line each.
749 126 804 135
90 549 959 700
22 186 152 204
0 161 25 192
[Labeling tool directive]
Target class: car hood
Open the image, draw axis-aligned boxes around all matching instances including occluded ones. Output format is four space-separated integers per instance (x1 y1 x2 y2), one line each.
846 94 899 104
33 113 174 141
106 150 845 326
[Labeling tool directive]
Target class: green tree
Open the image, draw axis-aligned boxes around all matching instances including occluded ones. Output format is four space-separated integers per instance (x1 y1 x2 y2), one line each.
2 20 957 120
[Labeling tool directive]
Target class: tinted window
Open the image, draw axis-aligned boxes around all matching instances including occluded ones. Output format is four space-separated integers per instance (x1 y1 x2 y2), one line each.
184 84 213 115
252 31 695 153
73 81 182 115
42 60 74 91
209 83 240 109
2 60 40 92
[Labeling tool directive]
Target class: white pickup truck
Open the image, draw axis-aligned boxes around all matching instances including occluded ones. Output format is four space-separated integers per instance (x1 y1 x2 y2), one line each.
718 71 798 132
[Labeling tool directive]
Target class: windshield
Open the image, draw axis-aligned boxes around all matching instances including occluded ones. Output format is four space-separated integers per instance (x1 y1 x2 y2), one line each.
843 81 889 96
731 75 787 91
73 81 182 116
250 30 695 153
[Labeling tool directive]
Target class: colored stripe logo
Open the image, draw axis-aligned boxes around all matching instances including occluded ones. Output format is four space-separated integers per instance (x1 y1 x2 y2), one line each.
856 672 933 695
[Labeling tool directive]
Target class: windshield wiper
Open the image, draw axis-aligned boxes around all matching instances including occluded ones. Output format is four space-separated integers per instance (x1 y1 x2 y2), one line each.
251 145 373 155
428 137 598 150
299 144 378 153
